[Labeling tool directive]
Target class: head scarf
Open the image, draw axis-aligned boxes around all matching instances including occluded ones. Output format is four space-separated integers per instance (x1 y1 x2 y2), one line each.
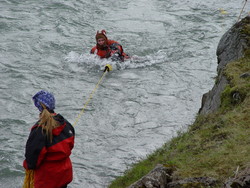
32 90 55 112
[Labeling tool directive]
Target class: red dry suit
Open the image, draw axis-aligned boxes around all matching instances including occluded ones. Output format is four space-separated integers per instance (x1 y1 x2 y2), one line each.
90 40 129 61
23 114 75 188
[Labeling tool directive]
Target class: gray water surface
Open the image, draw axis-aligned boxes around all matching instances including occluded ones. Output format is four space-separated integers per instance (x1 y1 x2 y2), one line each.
0 0 248 187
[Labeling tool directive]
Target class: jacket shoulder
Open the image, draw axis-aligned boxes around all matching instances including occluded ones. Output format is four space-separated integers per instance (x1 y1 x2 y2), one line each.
90 46 97 53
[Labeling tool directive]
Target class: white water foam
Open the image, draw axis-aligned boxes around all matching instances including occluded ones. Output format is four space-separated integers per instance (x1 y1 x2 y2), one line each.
64 50 168 71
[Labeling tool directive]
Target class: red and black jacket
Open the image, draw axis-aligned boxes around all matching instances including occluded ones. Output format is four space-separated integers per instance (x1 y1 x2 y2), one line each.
90 40 129 61
23 114 75 188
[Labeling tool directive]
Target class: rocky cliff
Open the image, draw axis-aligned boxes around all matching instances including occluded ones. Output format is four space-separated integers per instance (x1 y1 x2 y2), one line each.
199 15 250 115
123 15 250 188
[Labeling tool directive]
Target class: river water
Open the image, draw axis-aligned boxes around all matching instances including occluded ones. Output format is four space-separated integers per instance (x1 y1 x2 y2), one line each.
0 0 248 187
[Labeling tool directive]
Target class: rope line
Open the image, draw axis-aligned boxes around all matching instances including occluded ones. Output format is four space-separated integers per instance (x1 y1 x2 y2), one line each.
73 69 108 127
237 0 248 22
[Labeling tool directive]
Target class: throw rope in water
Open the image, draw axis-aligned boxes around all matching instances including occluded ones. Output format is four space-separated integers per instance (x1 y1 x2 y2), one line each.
237 0 248 22
73 64 112 127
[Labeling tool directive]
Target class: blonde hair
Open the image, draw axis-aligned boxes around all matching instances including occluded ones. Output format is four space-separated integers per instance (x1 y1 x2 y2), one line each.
39 103 59 143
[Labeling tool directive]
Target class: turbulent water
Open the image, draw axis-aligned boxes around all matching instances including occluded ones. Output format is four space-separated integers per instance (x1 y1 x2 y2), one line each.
0 0 248 187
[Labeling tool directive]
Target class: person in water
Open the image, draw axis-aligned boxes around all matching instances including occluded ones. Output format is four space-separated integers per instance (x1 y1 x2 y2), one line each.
90 30 129 61
23 90 75 188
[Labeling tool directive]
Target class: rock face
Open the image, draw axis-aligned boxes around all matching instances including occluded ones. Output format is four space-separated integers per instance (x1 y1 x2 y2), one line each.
199 15 250 114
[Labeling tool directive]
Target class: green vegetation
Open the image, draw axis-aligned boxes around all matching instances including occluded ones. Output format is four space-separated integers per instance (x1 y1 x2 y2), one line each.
108 55 250 187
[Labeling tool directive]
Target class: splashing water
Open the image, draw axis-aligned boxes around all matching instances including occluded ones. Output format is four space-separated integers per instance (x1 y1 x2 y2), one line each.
65 50 168 72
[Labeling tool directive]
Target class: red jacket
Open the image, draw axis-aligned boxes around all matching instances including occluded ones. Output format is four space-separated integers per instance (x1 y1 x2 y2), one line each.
23 114 75 188
90 40 129 61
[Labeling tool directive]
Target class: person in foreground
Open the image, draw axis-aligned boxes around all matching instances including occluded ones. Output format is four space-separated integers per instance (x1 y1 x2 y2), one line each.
90 29 129 61
23 90 75 188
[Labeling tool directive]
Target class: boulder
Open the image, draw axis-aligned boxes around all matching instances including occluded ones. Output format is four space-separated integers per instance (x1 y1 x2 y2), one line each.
127 164 173 188
223 166 250 188
199 16 250 114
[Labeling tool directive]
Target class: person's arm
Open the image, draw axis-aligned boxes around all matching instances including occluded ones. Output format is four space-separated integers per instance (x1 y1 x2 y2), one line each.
90 46 97 54
23 127 47 169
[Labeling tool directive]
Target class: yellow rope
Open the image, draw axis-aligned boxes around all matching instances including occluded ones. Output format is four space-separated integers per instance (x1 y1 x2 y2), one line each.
73 69 109 127
23 170 34 188
237 0 248 22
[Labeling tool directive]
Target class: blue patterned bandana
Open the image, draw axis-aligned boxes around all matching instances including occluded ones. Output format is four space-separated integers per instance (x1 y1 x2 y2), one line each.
32 90 55 112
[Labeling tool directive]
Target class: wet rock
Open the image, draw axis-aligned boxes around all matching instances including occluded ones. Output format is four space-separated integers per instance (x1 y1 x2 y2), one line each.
199 16 250 114
127 164 173 188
